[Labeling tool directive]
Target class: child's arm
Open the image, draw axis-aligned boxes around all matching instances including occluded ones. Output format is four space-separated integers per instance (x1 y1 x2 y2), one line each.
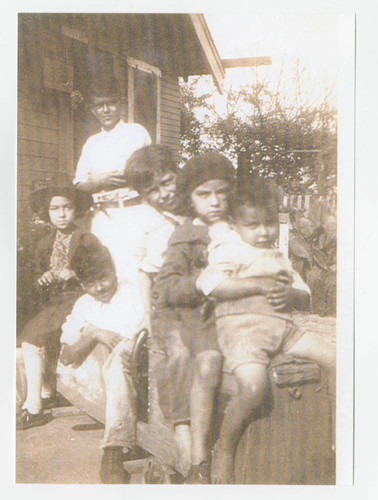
60 324 123 367
266 271 310 312
137 270 153 332
209 276 278 301
156 242 203 308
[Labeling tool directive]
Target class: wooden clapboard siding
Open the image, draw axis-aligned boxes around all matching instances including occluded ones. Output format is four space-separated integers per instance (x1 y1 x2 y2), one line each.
18 86 60 219
160 77 181 160
18 124 58 145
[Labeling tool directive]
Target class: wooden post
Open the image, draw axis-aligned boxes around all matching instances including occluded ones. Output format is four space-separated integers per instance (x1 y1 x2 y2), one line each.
279 212 290 256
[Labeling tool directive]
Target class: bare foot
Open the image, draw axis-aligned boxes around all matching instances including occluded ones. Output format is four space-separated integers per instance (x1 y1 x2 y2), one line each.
212 450 235 484
174 424 191 476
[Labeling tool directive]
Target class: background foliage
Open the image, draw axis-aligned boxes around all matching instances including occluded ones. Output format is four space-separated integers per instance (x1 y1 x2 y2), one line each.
180 70 337 315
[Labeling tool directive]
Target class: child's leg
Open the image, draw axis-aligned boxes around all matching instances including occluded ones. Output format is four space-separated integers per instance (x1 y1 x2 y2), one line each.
153 324 193 475
214 363 269 484
190 349 222 471
21 341 44 414
100 338 137 483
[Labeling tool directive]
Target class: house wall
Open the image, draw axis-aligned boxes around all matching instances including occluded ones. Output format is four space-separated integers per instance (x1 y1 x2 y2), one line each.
160 77 181 162
18 14 183 227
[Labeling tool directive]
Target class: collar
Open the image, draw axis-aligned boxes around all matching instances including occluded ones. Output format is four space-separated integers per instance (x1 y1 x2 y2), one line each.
100 119 125 137
168 217 210 246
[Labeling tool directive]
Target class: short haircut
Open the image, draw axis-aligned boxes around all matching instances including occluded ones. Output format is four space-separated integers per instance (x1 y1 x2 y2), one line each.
178 151 236 216
125 145 177 194
233 174 280 221
70 234 115 283
88 75 120 103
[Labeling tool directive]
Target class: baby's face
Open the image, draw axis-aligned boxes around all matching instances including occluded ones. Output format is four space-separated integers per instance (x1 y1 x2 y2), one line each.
235 205 279 249
81 267 118 303
142 171 178 213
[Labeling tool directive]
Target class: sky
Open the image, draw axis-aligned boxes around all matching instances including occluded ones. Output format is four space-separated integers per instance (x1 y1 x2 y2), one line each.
200 13 339 110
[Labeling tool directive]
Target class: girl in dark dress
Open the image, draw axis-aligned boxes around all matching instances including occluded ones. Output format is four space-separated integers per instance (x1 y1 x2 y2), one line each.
17 179 91 429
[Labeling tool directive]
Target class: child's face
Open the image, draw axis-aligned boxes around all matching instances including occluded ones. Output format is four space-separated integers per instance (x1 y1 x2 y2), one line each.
80 266 118 303
190 179 229 224
90 95 121 131
234 205 279 249
142 171 178 213
48 196 76 231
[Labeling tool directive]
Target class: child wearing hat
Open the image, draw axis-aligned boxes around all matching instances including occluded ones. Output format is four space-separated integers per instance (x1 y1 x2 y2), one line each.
154 152 236 482
17 179 91 430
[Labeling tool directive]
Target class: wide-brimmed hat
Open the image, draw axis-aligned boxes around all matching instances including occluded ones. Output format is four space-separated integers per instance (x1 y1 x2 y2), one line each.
30 175 92 221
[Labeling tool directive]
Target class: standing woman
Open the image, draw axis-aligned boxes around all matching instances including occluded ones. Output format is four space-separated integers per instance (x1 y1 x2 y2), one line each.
17 178 91 429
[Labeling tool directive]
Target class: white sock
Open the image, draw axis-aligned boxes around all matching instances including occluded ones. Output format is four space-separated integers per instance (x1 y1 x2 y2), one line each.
21 342 44 414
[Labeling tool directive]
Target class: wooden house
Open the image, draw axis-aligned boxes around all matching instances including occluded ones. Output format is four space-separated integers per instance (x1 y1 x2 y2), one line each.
18 13 224 224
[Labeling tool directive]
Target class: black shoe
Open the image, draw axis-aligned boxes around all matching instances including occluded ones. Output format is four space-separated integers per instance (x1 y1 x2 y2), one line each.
100 446 131 484
16 408 51 430
186 461 211 484
42 395 57 409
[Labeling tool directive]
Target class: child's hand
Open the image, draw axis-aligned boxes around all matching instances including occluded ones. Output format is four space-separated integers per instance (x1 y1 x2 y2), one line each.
266 272 293 311
258 277 280 296
57 269 77 282
37 271 56 287
92 328 123 351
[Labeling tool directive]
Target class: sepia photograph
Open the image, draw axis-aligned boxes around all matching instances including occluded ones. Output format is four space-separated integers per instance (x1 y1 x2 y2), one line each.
11 5 356 490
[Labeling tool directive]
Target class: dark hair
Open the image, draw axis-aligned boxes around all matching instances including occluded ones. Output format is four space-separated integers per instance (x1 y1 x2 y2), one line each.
70 234 116 283
125 145 177 194
30 178 92 223
233 175 280 220
178 152 236 216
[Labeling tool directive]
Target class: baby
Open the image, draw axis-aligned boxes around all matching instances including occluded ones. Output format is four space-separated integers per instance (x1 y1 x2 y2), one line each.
197 175 335 483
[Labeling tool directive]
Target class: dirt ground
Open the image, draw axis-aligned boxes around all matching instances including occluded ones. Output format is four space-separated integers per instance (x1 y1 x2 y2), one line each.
16 406 146 484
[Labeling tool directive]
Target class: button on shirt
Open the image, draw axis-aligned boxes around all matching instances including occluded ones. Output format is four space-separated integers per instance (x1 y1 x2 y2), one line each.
73 120 151 203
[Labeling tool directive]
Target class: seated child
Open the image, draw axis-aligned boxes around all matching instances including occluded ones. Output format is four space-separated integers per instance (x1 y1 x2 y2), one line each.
59 234 145 484
196 175 335 483
125 145 193 474
154 152 236 482
59 145 184 484
17 178 91 429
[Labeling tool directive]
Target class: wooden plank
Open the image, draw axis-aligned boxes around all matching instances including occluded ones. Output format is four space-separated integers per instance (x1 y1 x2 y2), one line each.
18 89 58 115
18 124 58 145
161 104 181 114
56 92 74 176
17 169 58 186
160 122 180 133
221 56 272 68
161 90 181 102
18 140 58 159
160 113 181 125
18 155 57 169
18 108 58 129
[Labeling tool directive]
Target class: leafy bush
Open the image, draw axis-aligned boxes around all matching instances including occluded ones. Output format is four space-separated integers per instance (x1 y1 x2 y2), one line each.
289 198 336 316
